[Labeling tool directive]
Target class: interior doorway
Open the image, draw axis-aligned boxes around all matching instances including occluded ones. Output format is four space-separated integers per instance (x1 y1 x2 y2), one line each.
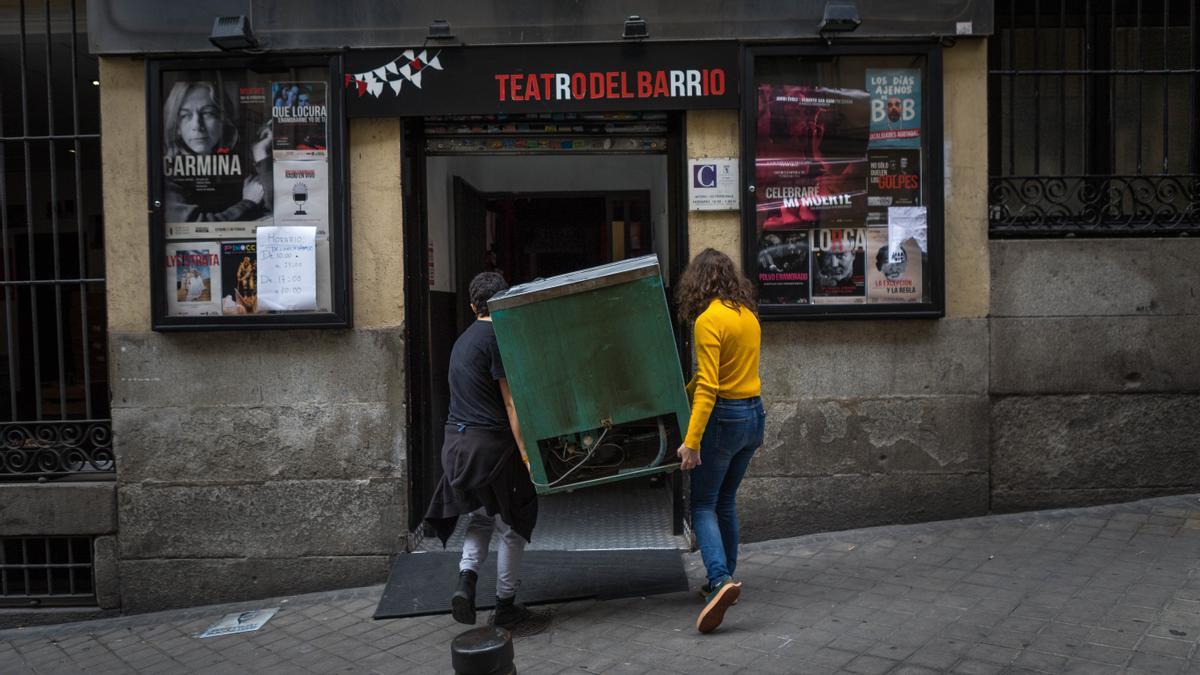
403 112 688 549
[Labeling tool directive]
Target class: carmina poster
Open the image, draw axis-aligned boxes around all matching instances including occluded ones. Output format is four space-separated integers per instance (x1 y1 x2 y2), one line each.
160 73 273 239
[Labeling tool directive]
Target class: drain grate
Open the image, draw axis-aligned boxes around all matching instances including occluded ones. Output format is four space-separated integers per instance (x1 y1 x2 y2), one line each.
0 536 96 607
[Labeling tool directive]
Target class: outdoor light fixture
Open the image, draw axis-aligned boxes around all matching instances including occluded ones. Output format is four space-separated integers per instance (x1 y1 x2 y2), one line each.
817 1 861 40
427 19 454 40
623 15 648 40
209 15 258 51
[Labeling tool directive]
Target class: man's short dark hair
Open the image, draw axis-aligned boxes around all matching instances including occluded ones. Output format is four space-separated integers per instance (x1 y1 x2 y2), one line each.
469 271 509 317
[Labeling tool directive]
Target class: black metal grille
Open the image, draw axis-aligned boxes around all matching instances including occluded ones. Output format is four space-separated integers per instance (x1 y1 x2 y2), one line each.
989 0 1200 235
0 536 96 606
0 0 111 479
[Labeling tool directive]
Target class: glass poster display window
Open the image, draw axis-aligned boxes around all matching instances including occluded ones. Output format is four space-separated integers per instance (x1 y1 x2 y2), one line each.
148 55 349 330
744 47 944 319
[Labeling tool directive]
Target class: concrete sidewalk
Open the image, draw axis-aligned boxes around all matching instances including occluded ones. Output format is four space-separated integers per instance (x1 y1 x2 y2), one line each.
3 494 1200 674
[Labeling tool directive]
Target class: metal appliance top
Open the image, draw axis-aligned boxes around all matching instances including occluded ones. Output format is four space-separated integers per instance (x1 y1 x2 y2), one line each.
487 255 661 312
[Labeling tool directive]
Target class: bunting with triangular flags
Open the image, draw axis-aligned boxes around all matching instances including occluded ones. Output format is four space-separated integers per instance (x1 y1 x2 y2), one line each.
345 50 444 98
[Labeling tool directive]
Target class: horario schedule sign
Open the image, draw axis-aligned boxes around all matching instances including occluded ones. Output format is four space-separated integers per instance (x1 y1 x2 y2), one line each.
344 42 739 117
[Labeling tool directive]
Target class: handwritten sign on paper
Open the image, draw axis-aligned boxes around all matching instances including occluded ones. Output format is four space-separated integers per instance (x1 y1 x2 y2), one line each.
887 206 928 255
256 226 317 311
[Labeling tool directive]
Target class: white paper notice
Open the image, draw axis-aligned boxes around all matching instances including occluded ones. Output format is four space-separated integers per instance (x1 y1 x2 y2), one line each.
256 226 317 311
887 206 928 254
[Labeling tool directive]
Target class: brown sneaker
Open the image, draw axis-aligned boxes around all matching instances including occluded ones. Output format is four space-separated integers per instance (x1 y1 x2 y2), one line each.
696 579 741 634
698 583 739 605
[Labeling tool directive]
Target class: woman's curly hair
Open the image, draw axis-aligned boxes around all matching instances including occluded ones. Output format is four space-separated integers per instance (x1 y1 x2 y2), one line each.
674 248 757 323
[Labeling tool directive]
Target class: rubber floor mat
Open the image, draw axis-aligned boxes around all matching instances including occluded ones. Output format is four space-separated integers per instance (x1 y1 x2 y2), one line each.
373 549 688 619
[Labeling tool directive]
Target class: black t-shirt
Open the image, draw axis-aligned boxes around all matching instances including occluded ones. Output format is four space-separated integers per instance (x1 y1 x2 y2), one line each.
446 320 509 430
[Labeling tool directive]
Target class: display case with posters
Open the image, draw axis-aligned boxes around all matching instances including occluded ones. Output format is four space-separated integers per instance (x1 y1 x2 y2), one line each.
742 45 944 319
148 55 349 330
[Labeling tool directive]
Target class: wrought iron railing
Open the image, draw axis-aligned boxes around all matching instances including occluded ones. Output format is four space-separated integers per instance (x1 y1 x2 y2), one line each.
989 0 1200 236
0 0 111 480
2 420 114 478
990 174 1200 234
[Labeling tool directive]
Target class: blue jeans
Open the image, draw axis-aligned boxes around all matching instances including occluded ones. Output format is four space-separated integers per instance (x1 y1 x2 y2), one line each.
689 396 766 589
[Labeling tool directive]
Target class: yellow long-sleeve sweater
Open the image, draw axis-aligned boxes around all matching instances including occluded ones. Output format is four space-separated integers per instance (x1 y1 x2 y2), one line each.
684 298 762 451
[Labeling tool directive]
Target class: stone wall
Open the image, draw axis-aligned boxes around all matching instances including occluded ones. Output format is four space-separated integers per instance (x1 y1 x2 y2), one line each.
990 238 1200 511
100 58 408 612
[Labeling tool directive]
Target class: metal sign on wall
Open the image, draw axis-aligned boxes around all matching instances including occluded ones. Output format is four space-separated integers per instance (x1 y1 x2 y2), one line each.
344 42 739 117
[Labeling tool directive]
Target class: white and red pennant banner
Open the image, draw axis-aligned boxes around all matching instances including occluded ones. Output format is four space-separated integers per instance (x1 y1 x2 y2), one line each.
344 49 444 97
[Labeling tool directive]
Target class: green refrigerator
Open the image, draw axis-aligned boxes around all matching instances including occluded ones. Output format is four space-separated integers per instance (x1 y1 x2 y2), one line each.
488 255 690 495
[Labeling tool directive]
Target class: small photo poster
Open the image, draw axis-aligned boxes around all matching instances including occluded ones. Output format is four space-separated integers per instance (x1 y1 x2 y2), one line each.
220 241 260 315
866 228 924 303
867 149 921 226
271 82 328 160
272 160 329 237
757 230 811 305
164 241 222 316
867 69 921 148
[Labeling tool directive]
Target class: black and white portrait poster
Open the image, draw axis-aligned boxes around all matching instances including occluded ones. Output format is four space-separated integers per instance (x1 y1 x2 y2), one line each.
757 230 810 305
811 228 867 304
271 82 328 160
273 160 329 237
161 74 274 239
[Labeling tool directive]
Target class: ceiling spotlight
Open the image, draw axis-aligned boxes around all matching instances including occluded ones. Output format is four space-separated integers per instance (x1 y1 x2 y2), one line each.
623 15 648 40
818 1 862 37
427 19 454 40
209 15 258 51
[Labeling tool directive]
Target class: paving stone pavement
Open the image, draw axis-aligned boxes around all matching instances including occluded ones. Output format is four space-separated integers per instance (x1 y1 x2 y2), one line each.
3 493 1200 674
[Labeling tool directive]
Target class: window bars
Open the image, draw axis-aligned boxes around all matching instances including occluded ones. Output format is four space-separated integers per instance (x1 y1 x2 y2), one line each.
0 536 96 607
0 0 112 479
988 0 1200 235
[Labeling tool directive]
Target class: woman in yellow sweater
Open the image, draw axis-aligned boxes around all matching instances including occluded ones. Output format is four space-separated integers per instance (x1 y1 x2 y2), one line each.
674 248 764 634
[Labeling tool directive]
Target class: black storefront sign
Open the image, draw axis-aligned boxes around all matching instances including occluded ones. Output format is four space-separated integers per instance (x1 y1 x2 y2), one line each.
344 42 739 117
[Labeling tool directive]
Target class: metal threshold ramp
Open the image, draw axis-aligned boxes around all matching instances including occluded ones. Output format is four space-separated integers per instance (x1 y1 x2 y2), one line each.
415 479 687 552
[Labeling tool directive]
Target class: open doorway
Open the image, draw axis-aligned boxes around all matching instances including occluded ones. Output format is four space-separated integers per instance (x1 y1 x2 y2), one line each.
404 113 688 550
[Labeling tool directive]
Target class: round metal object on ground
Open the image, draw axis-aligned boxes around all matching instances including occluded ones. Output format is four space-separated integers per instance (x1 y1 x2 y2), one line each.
451 626 515 675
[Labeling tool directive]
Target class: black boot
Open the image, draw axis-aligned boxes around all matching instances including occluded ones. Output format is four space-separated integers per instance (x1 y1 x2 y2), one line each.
490 595 532 629
451 570 478 625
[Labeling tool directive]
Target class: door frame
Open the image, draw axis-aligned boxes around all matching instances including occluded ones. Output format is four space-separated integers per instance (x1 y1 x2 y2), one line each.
402 112 690 532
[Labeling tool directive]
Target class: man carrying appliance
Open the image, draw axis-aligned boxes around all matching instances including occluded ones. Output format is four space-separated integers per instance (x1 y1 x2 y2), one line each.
424 271 538 630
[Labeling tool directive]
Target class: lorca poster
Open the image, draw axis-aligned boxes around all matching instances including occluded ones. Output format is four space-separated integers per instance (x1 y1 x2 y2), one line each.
811 228 867 304
867 69 921 148
755 84 869 230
